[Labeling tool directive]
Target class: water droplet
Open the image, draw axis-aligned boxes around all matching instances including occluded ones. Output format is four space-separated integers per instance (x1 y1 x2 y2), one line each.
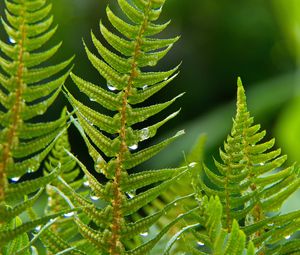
64 212 75 218
140 232 148 237
285 235 291 240
49 218 55 223
107 84 117 91
31 246 38 255
142 85 148 90
11 176 20 182
197 241 204 246
189 162 197 168
164 77 168 81
140 128 150 141
95 156 104 172
35 225 41 232
129 144 138 150
127 192 135 199
90 195 99 201
90 98 96 102
8 37 16 44
259 162 264 166
27 168 34 173
174 202 177 206
84 181 89 187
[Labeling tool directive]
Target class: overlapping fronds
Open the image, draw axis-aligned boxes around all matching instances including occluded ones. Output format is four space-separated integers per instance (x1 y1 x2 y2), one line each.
0 0 73 203
65 0 191 253
164 196 255 255
200 79 300 252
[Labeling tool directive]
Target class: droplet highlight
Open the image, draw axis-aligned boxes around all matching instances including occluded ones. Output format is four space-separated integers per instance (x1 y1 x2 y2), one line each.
129 144 138 150
64 212 75 218
140 232 148 237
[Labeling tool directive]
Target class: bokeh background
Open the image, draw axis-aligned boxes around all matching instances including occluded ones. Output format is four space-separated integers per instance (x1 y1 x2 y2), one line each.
1 0 300 211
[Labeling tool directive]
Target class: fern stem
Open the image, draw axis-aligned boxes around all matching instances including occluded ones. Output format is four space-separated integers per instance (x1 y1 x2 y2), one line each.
109 1 153 254
224 169 231 231
0 2 26 202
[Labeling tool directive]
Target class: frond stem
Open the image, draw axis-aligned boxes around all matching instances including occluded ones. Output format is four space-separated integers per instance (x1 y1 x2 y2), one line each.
0 2 26 202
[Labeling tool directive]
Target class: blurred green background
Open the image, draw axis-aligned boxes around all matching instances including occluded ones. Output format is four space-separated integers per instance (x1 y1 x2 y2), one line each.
44 0 300 164
2 0 300 208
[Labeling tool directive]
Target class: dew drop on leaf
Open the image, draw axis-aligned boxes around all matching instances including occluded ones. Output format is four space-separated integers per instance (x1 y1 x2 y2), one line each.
11 176 20 182
83 180 89 187
285 235 291 240
140 232 148 237
127 192 135 199
8 37 16 44
90 98 96 102
64 212 75 218
129 144 138 150
142 85 148 90
197 241 204 246
107 84 117 91
188 162 197 168
35 225 41 232
27 168 34 173
90 195 99 201
31 246 38 255
140 128 150 141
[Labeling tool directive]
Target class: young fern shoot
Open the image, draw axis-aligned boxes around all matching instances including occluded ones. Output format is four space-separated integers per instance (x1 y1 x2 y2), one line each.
200 79 300 254
66 0 192 254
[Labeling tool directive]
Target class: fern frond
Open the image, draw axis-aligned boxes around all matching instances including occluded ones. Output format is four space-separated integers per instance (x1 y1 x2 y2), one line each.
0 216 30 255
0 0 73 203
65 0 188 253
200 78 300 251
164 196 255 255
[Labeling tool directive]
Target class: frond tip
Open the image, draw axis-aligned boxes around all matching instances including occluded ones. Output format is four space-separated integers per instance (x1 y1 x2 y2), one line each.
200 77 300 250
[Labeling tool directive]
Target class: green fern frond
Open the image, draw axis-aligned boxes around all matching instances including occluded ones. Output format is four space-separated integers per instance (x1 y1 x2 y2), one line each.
163 196 255 255
0 216 30 255
65 0 190 253
0 0 73 203
200 78 300 251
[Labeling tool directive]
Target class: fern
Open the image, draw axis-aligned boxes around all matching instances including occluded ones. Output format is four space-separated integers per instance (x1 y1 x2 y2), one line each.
0 0 72 252
164 196 255 255
198 79 300 254
62 0 195 254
